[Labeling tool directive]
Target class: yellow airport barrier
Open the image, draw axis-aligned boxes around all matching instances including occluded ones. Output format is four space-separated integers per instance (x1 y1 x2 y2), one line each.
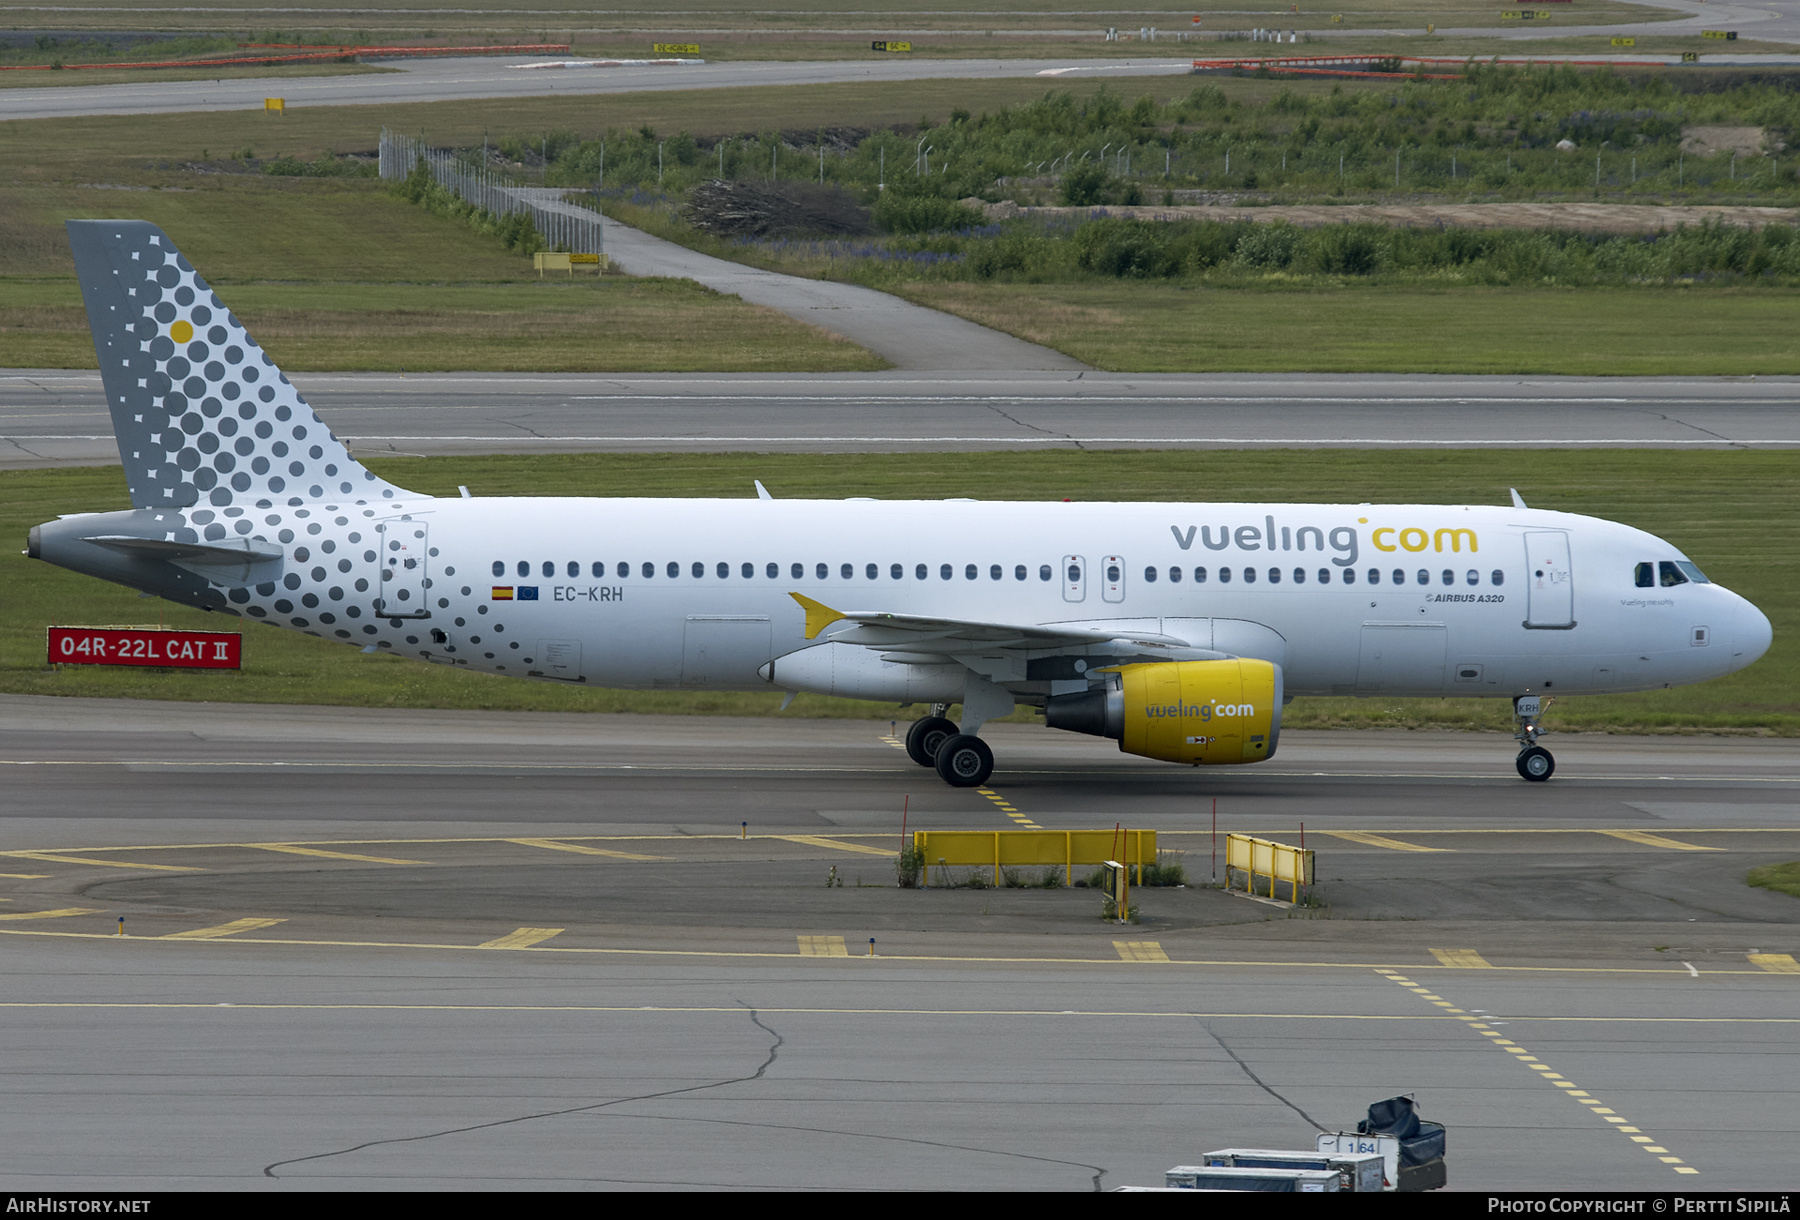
913 828 1154 888
1226 832 1313 903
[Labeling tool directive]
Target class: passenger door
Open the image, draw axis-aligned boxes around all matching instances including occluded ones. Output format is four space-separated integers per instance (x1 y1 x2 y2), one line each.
1524 532 1575 628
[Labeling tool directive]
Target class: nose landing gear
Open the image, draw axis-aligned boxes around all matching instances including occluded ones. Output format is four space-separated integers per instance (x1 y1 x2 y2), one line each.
1513 694 1555 781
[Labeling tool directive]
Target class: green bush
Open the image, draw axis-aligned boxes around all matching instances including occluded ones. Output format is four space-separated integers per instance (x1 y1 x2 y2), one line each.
1058 163 1113 207
871 191 983 234
392 159 544 256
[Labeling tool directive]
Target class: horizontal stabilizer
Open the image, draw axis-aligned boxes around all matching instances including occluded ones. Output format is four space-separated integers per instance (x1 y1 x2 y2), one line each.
84 534 283 587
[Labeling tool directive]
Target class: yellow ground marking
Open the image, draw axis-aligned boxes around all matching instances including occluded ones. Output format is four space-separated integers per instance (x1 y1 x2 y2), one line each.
1747 953 1800 973
506 838 666 861
1597 830 1719 852
163 918 286 940
1114 941 1170 963
1379 971 1697 1175
247 845 426 865
878 735 908 752
9 920 1799 977
1430 949 1494 969
1320 831 1449 852
798 935 848 957
0 874 48 879
774 835 897 858
974 787 1041 829
477 927 564 950
0 908 100 921
0 852 197 872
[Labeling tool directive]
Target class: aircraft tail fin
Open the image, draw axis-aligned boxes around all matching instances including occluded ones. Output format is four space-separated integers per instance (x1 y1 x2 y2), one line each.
65 220 414 510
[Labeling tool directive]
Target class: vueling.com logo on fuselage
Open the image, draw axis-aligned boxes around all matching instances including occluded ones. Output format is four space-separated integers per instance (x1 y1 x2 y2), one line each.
1145 700 1256 720
1168 516 1478 565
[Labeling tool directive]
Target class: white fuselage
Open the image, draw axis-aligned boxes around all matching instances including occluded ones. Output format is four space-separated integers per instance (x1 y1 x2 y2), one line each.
225 496 1766 703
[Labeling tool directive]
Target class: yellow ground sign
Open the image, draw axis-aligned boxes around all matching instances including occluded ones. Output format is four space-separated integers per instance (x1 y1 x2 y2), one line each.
653 43 700 54
871 40 913 52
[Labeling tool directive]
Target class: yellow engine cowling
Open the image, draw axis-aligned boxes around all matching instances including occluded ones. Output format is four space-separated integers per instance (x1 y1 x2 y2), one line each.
1116 659 1282 765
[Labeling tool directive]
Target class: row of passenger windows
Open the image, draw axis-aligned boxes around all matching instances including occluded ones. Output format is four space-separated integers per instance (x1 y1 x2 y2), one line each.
1147 566 1504 587
496 560 1057 581
491 558 1504 588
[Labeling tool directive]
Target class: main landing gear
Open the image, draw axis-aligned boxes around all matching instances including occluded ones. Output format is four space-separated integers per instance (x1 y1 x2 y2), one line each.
905 706 995 788
1512 694 1555 782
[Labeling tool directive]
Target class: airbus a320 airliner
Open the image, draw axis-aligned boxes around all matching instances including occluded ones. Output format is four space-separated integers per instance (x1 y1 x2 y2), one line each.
29 221 1772 786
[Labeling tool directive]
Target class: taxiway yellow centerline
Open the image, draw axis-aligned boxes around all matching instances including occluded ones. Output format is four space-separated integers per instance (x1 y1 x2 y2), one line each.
1 925 1795 976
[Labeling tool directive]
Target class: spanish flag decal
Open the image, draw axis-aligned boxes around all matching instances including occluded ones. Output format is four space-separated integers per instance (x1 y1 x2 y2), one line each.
492 586 514 600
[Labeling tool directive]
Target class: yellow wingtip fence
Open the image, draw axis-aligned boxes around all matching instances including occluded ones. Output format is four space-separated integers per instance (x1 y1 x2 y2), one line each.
912 829 1155 889
1226 832 1314 903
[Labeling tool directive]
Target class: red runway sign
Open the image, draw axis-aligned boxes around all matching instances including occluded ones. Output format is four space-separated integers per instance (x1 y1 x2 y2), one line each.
48 627 241 669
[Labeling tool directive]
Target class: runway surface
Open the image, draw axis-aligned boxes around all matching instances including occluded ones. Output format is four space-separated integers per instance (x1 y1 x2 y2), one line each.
0 55 1198 121
0 695 1795 1190
6 23 1800 124
5 370 1799 469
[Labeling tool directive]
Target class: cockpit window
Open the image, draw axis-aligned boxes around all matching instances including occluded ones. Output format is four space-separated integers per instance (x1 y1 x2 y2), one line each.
1676 561 1710 585
1658 561 1689 587
1634 562 1654 588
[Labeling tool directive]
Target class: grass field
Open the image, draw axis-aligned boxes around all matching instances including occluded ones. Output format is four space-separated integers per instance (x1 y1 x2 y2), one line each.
891 281 1800 375
0 178 883 372
11 70 1800 377
3 450 1792 734
2 276 885 372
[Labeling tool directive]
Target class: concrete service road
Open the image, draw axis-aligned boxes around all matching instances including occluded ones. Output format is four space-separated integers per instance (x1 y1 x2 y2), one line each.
5 370 1800 468
0 696 1794 1189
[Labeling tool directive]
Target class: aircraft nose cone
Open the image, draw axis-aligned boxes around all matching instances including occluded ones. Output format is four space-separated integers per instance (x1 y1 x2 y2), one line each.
1737 599 1774 668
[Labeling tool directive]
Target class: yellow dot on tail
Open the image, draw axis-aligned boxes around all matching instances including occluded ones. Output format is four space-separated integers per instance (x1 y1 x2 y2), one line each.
170 320 193 343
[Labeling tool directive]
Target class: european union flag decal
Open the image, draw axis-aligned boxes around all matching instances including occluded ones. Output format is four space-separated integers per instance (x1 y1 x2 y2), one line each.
517 586 540 601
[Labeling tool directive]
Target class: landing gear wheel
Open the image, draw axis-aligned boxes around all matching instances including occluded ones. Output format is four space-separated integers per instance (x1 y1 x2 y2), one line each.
1516 746 1555 782
934 734 995 788
905 716 958 768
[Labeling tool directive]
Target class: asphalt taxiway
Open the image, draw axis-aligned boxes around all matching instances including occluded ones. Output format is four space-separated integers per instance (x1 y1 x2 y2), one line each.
0 695 1794 1190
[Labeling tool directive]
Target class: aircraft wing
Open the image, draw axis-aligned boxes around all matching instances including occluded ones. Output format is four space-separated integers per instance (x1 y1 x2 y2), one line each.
790 593 1196 653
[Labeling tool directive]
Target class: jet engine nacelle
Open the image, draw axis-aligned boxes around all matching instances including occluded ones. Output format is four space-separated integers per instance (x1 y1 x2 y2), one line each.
1045 659 1283 765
